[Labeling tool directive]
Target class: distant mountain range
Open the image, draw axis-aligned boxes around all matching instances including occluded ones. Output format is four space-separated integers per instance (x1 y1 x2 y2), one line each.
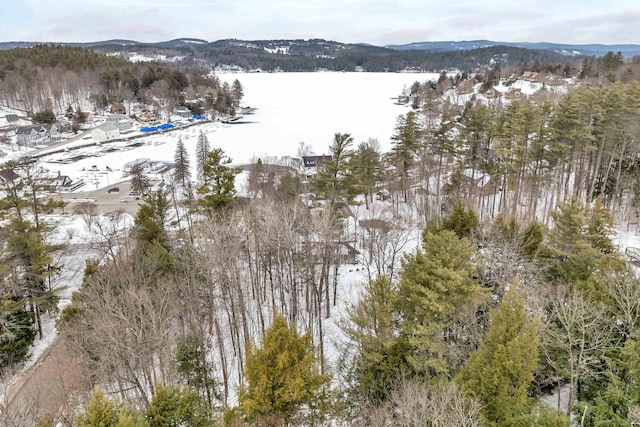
1 38 639 57
1 38 636 73
0 38 212 50
384 40 640 57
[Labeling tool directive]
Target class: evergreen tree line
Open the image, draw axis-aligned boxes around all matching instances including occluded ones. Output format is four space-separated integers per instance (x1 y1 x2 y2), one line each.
201 44 578 73
385 79 640 230
344 196 640 426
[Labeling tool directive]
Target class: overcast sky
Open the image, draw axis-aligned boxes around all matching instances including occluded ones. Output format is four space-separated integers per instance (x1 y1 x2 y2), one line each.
1 0 639 46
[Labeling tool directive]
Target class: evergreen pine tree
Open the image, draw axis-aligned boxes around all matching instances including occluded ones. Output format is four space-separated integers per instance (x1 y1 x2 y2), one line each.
146 384 212 427
129 164 149 196
0 294 36 373
134 189 172 252
390 111 423 202
623 331 640 420
196 148 238 215
520 219 545 259
173 137 191 189
0 216 62 339
308 132 357 210
195 131 210 182
73 106 87 132
175 332 218 407
440 198 479 239
343 275 407 403
231 79 244 107
76 386 120 427
457 286 539 424
76 386 145 427
397 230 486 377
350 139 382 209
546 196 622 286
239 313 331 425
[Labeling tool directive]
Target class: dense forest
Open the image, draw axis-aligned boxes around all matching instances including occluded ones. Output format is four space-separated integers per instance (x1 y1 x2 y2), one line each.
3 45 640 426
200 43 579 73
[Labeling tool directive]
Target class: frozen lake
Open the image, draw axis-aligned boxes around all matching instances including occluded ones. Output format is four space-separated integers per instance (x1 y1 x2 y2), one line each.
215 72 439 160
38 72 440 190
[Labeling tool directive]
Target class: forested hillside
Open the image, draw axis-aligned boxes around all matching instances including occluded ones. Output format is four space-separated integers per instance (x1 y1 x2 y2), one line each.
0 45 239 117
0 39 580 73
3 45 640 426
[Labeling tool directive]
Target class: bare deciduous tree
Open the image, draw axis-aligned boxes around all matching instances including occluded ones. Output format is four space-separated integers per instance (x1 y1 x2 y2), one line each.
355 380 483 427
542 286 616 412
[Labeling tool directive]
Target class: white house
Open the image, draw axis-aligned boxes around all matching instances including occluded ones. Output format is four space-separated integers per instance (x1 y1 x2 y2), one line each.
92 123 120 142
106 114 132 130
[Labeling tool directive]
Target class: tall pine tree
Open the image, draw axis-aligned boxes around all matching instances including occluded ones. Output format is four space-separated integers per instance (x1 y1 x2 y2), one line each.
196 148 238 215
397 229 487 378
195 130 210 183
390 111 423 202
308 132 358 211
173 137 191 189
350 139 382 209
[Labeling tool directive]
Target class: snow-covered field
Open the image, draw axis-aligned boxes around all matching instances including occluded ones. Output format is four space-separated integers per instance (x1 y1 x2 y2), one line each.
213 72 440 158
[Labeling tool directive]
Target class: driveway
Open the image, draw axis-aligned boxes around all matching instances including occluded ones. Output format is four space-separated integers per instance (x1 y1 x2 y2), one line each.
60 180 144 216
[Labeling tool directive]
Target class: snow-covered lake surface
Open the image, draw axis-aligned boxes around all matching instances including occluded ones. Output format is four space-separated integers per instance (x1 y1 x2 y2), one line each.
214 72 439 159
18 72 439 191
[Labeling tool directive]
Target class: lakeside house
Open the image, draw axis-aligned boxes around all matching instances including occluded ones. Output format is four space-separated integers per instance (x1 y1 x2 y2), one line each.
302 155 332 177
16 123 62 146
106 114 132 131
92 123 120 142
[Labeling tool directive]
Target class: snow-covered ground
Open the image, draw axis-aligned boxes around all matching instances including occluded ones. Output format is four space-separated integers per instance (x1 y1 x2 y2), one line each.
2 71 638 418
213 72 440 157
1 72 437 404
0 213 134 405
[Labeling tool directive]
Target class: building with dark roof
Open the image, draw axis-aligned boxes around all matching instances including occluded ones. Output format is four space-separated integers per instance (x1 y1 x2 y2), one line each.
16 123 61 146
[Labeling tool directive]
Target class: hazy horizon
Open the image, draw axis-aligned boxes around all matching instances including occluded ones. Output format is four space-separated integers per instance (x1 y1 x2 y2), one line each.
2 0 638 46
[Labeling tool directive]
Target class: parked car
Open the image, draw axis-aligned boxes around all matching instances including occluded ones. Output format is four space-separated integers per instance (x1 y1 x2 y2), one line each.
107 187 120 193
